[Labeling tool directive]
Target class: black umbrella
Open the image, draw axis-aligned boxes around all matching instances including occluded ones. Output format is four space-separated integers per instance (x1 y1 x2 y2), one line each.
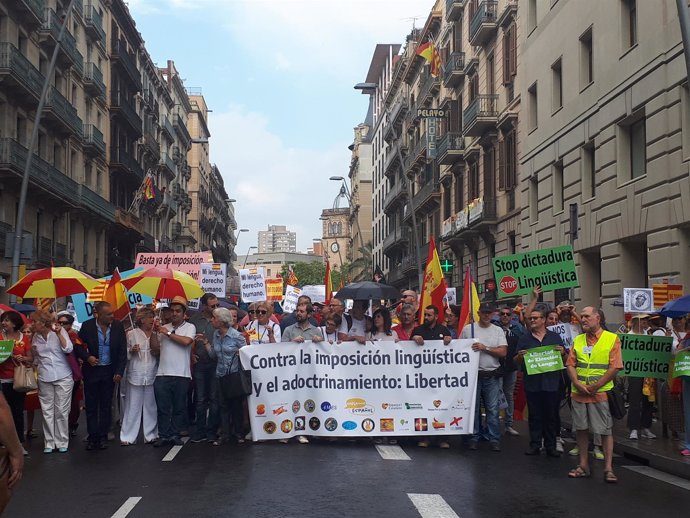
334 281 400 301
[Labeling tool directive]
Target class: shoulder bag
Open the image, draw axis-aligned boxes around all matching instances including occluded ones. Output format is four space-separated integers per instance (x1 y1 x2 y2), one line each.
13 362 38 393
226 351 252 398
607 380 627 420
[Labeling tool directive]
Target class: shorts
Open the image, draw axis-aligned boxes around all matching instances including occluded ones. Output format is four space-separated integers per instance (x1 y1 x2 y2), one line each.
571 399 612 435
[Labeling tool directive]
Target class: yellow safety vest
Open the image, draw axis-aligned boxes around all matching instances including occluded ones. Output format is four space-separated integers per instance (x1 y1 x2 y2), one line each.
572 330 617 393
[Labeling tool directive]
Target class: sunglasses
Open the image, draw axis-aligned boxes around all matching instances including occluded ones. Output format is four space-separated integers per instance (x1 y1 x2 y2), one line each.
249 309 268 315
208 304 220 309
500 312 511 316
57 321 70 325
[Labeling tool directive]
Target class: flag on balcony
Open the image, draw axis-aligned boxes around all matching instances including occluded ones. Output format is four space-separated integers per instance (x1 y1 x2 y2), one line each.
144 175 156 201
287 265 299 287
324 261 333 304
416 41 442 77
458 266 480 337
373 264 385 283
419 237 447 324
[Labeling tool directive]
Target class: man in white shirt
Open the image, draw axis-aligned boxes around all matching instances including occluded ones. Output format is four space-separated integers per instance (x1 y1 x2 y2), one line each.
153 296 196 447
340 300 371 344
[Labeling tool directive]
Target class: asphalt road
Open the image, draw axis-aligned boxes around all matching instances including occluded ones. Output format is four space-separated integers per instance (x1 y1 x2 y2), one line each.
6 425 690 518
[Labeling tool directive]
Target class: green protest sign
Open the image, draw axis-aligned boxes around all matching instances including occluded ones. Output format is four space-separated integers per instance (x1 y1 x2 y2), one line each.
524 346 564 375
492 245 578 298
673 351 690 378
0 340 14 363
619 334 673 377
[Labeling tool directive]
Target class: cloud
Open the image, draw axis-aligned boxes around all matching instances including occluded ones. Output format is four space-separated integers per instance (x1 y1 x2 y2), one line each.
274 51 292 71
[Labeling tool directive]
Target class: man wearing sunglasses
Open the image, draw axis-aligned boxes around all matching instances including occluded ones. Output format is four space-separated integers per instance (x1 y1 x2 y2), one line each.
189 294 220 443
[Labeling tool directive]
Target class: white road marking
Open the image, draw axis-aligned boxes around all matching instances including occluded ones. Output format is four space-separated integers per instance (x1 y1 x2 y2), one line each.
162 437 189 462
111 497 142 518
408 493 460 518
623 465 690 490
375 444 411 460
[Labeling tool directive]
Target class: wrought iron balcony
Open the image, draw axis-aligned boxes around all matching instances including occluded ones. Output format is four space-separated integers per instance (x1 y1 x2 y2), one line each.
160 191 178 217
418 73 441 105
16 0 45 26
143 129 160 160
469 1 498 46
84 4 106 47
161 116 175 140
110 147 144 181
44 87 83 137
405 134 428 175
0 138 79 207
159 152 176 179
111 38 141 90
467 196 497 228
442 52 465 88
115 208 144 235
411 178 441 215
78 184 115 222
437 132 465 165
382 225 410 255
0 43 45 104
39 8 83 76
83 124 105 157
383 141 405 178
445 0 467 21
383 179 408 215
72 0 83 19
171 221 183 237
83 62 106 99
174 114 192 148
384 98 409 142
110 92 143 138
401 254 419 274
463 94 498 137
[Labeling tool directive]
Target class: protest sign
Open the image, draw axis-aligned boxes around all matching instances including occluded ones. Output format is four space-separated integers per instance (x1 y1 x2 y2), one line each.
134 252 212 281
301 285 326 303
200 263 226 296
240 268 266 303
240 340 479 440
492 245 578 298
547 323 575 349
619 334 673 377
444 287 457 305
0 340 14 363
623 288 654 313
523 346 564 375
265 279 284 301
283 285 302 313
673 351 690 378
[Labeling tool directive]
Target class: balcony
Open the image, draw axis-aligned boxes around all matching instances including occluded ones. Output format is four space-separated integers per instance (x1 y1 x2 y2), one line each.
82 124 105 157
110 147 144 181
171 221 183 237
401 254 419 275
411 176 441 215
0 43 45 104
418 73 441 106
443 52 465 88
110 92 143 138
159 152 176 179
143 129 160 160
115 208 144 235
0 138 79 207
445 0 467 21
463 94 498 137
383 141 405 178
437 132 465 165
83 62 106 99
84 4 106 46
110 38 141 90
161 116 175 140
382 226 410 255
38 8 83 76
160 191 178 217
384 98 409 142
383 179 408 215
174 115 192 148
405 134 428 175
467 196 497 229
469 1 498 46
44 87 83 137
15 0 45 26
78 184 115 222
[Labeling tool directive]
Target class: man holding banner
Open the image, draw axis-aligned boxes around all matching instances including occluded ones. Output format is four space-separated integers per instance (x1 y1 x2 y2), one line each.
515 309 566 457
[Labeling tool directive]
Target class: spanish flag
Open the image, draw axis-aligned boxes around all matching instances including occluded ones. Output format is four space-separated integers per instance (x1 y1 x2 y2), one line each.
144 175 156 201
416 41 442 77
324 261 333 304
287 266 299 287
419 237 447 324
88 268 130 321
458 266 480 335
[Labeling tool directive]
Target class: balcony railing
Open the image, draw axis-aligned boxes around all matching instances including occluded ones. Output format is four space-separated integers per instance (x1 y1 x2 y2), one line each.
84 4 106 46
445 0 467 21
111 147 144 181
160 191 178 217
382 226 410 254
111 38 141 89
442 52 465 88
463 94 498 137
0 42 45 102
401 254 419 274
83 62 106 98
39 8 83 76
467 196 497 225
161 116 175 140
469 1 498 46
44 87 83 137
115 208 143 235
83 124 105 156
78 184 115 222
159 152 176 178
17 0 46 26
383 180 407 213
174 114 192 147
411 178 440 213
418 73 440 104
437 131 465 164
405 134 428 173
0 138 79 206
110 92 143 137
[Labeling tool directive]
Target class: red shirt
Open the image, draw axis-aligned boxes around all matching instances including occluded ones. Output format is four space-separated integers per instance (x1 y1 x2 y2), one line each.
0 334 30 380
392 324 414 341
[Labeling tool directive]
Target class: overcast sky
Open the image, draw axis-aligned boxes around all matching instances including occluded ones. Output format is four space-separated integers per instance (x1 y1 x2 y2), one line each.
129 0 434 254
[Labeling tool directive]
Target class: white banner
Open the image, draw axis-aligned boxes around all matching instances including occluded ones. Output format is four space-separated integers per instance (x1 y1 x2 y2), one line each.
283 285 302 313
240 340 479 440
623 288 654 313
240 267 266 302
201 263 227 296
547 323 574 350
301 285 326 303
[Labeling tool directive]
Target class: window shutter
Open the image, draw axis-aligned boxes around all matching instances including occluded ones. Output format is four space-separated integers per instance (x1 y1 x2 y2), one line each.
498 138 506 191
503 27 511 85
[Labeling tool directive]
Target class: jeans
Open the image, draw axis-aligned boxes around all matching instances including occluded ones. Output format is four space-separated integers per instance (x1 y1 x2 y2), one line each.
683 378 690 450
83 366 115 443
472 376 501 443
500 370 517 428
154 376 190 440
526 390 561 450
194 362 219 439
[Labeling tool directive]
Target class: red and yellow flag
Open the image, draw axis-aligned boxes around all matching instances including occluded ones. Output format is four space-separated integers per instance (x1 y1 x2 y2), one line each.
419 237 447 324
458 266 480 335
88 269 130 321
287 266 299 287
416 41 442 77
324 261 333 304
144 176 156 200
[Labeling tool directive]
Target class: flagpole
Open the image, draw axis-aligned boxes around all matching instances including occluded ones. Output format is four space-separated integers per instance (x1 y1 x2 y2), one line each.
470 266 475 339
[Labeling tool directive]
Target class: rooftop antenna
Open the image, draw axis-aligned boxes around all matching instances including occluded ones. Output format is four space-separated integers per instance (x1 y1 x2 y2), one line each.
400 15 422 31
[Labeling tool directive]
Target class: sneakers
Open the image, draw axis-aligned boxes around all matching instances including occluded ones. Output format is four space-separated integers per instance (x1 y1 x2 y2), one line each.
568 446 579 456
417 440 430 448
278 439 289 444
555 437 564 453
629 429 639 440
593 447 604 460
490 442 501 452
505 426 520 436
245 431 253 441
680 449 690 457
297 435 309 444
21 447 28 456
439 441 451 449
190 436 206 443
171 437 184 446
640 428 657 439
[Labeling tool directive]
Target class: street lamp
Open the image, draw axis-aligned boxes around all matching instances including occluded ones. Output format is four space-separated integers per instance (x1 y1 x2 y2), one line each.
242 246 257 268
235 228 249 241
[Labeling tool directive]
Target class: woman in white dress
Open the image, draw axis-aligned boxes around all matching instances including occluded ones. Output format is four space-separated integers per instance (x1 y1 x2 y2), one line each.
120 307 160 445
246 301 281 344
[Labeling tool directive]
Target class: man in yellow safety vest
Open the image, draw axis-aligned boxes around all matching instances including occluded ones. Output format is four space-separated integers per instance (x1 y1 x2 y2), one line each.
566 307 623 483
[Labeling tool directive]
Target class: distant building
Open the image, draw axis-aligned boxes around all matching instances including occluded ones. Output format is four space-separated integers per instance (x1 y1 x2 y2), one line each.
234 252 322 279
258 225 297 253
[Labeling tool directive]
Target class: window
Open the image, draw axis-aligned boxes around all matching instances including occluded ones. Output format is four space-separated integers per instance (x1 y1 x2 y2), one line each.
528 82 538 131
487 53 495 96
551 58 563 112
529 175 539 223
468 74 479 103
553 161 564 213
499 127 517 212
622 0 638 49
503 22 517 101
509 232 516 254
630 118 646 178
528 0 537 32
454 172 464 211
581 142 595 198
616 113 646 181
580 28 593 88
469 162 479 201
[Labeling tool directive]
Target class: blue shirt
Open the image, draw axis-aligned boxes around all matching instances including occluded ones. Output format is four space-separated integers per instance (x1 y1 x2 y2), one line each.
208 328 246 377
517 330 565 392
97 324 111 366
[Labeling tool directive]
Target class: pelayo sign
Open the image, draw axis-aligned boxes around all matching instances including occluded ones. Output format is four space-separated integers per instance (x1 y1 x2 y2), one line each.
492 245 579 298
240 340 479 440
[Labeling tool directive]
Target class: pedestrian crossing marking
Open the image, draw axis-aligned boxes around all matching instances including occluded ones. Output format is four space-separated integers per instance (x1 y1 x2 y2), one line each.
375 444 411 460
162 437 189 462
408 493 460 518
623 465 690 491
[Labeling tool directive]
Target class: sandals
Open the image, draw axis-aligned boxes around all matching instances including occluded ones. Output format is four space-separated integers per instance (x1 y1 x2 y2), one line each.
568 465 591 478
604 470 618 483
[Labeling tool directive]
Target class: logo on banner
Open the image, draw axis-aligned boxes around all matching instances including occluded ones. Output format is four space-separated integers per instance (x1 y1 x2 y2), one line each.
345 398 374 415
324 418 338 432
309 417 321 431
263 422 276 434
304 399 316 413
320 401 332 412
451 399 470 410
381 402 403 410
432 418 446 430
450 416 464 430
272 405 288 416
281 420 293 433
292 400 301 413
433 400 442 408
499 276 518 294
342 421 357 431
414 418 428 432
361 419 375 432
256 404 266 416
295 416 305 431
405 402 423 410
380 418 395 432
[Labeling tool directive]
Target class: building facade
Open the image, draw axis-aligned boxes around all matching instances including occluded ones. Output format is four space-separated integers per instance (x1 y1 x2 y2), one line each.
348 122 373 263
519 0 690 321
319 208 351 270
258 225 297 254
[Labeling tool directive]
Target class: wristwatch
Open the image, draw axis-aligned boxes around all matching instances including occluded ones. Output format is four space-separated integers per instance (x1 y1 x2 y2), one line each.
167 330 172 337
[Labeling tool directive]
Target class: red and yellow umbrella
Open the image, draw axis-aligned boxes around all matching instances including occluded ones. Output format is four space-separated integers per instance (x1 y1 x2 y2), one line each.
121 267 204 300
7 267 99 299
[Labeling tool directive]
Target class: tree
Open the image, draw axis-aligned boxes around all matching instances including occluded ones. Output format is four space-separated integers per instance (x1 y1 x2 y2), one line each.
349 240 373 282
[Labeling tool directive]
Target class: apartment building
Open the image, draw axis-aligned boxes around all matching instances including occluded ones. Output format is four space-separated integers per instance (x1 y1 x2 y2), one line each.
519 0 690 321
258 225 297 254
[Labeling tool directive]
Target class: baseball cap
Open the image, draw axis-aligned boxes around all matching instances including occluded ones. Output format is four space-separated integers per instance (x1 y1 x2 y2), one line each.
478 302 496 313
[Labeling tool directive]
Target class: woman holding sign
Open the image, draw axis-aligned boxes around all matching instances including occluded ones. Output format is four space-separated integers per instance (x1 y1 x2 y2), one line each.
515 309 566 457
